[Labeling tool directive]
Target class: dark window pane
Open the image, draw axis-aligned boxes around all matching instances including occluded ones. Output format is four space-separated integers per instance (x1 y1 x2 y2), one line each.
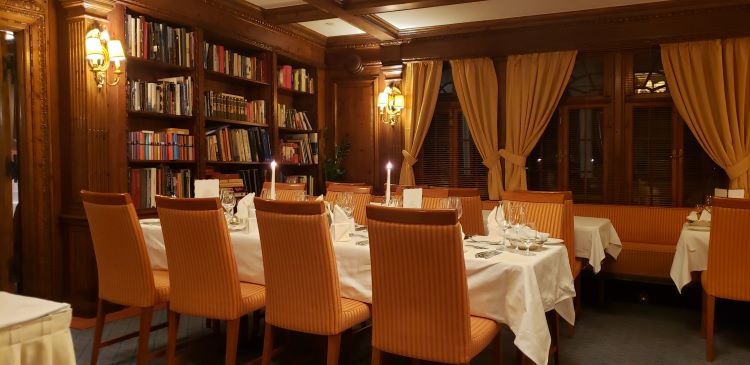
528 113 559 191
631 107 673 206
565 55 604 97
633 48 668 94
568 109 604 203
682 125 728 206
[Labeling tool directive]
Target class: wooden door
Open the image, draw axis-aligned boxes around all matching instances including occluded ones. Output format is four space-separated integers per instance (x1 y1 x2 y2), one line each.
0 31 19 292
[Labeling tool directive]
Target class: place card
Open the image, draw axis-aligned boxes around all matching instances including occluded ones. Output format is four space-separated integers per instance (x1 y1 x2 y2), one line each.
402 188 422 208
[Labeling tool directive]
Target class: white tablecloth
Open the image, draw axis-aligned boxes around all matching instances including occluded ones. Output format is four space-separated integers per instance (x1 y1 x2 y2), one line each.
0 292 76 365
573 216 622 273
142 222 575 365
670 224 710 293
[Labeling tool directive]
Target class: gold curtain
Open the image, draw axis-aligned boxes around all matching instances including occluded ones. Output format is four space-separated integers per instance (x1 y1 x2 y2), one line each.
661 38 750 195
450 58 503 199
503 50 577 192
399 60 443 185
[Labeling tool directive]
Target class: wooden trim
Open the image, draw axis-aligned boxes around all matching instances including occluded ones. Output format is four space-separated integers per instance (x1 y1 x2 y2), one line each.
303 0 397 41
326 185 373 194
503 191 566 204
80 191 132 206
346 0 481 14
713 197 750 209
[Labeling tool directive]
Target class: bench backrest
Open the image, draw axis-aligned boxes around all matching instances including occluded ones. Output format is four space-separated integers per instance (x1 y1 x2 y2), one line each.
572 204 691 245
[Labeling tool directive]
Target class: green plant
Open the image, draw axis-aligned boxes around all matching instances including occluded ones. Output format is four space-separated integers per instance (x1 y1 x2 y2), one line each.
324 137 351 182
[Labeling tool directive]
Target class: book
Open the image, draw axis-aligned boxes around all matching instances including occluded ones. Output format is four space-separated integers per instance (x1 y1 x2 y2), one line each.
126 77 193 116
203 42 267 82
128 130 195 161
129 166 192 209
277 65 314 94
205 126 270 163
204 90 266 124
125 13 194 67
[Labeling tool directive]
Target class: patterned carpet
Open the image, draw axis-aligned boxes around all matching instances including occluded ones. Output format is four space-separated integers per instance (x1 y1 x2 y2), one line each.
71 281 750 365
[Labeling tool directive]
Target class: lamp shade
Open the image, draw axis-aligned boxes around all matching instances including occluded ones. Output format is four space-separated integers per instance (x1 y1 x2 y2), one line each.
394 94 405 109
85 37 104 61
377 92 388 108
107 40 125 61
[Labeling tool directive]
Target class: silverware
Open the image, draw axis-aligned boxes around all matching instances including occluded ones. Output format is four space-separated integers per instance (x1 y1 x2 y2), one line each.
355 240 369 246
465 244 489 250
475 250 502 259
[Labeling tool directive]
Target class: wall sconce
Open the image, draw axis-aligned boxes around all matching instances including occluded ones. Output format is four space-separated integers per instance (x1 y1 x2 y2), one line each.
377 85 405 126
85 27 125 89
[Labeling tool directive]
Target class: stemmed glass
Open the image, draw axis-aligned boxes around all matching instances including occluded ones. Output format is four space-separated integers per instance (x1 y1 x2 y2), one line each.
522 221 537 256
337 192 354 219
221 189 236 224
448 196 463 220
501 201 514 249
512 204 527 252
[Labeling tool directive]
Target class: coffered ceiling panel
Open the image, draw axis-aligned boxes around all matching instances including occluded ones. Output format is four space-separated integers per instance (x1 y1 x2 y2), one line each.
300 18 366 37
246 0 307 9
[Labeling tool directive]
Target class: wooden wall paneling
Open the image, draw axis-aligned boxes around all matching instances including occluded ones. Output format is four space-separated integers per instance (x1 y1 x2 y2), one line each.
0 36 12 291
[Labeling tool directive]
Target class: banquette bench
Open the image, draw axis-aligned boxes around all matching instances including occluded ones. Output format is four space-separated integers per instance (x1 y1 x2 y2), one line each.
572 204 692 280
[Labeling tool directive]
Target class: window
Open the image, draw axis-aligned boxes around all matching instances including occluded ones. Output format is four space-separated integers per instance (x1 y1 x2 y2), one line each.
527 49 727 206
415 66 488 198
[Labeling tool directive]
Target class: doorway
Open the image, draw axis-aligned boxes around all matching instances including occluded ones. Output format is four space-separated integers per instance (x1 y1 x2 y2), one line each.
1 29 20 292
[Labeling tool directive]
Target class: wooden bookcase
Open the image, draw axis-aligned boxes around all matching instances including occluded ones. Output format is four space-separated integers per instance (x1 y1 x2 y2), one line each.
114 4 323 214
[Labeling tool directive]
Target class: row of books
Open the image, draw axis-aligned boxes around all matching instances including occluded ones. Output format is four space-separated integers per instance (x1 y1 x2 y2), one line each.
204 42 268 83
276 104 313 130
127 77 194 116
128 129 195 161
283 174 315 196
204 91 266 124
129 167 192 209
280 133 318 165
125 13 194 67
205 168 266 198
206 126 271 163
278 65 314 94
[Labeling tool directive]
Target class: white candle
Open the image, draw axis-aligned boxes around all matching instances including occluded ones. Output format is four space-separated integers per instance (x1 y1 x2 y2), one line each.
385 161 392 206
270 160 277 200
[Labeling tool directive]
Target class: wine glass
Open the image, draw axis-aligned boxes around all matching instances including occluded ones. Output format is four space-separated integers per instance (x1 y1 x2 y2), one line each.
337 192 354 219
512 204 527 252
522 222 537 256
221 189 236 223
388 195 402 208
704 195 713 213
502 201 514 248
448 196 463 220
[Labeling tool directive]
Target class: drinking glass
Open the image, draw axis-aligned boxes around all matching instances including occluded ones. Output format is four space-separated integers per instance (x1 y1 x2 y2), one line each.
388 195 402 208
512 205 527 252
704 195 713 213
337 192 354 219
502 201 514 248
221 189 236 223
448 196 463 219
522 222 537 256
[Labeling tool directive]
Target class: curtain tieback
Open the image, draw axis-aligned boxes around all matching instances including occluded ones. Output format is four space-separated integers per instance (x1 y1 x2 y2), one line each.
402 150 417 166
726 153 750 180
499 149 526 167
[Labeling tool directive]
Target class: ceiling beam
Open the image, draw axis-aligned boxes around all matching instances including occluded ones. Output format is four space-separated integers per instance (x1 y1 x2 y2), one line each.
264 4 330 24
345 0 483 14
303 0 398 40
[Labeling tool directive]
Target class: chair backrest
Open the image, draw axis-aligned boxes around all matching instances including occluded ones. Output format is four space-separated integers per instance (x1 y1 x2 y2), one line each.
503 190 571 267
155 196 244 320
326 181 366 188
705 197 750 301
261 182 306 201
441 187 485 236
324 185 373 225
254 198 345 335
81 191 157 307
422 188 450 209
366 205 473 363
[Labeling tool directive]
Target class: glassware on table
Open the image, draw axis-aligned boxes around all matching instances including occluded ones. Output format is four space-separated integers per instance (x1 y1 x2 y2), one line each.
220 189 236 223
337 192 354 219
501 201 514 248
704 195 713 213
448 196 463 219
521 222 537 256
512 204 527 251
388 195 402 208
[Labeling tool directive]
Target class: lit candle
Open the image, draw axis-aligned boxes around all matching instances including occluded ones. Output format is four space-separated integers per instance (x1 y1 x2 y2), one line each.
270 160 277 200
385 161 392 206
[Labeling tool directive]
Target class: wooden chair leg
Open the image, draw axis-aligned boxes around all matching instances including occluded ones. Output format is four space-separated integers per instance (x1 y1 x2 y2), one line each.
701 291 707 338
371 347 382 365
136 306 154 365
225 319 241 365
551 313 561 365
261 324 274 365
166 310 181 365
90 298 106 365
326 333 341 365
705 294 716 362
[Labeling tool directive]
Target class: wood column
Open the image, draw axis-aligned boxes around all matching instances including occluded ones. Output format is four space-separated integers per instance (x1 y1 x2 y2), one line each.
57 0 116 316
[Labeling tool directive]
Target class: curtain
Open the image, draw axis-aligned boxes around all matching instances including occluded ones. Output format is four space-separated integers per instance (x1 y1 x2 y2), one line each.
661 37 750 196
450 58 503 199
503 50 577 192
399 61 443 185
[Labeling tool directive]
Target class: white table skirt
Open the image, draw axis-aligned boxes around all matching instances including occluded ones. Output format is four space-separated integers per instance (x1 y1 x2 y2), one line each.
0 293 76 365
670 224 710 293
142 222 575 365
573 216 622 273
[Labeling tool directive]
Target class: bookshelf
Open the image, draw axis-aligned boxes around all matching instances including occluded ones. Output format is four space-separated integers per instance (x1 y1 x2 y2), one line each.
115 4 323 212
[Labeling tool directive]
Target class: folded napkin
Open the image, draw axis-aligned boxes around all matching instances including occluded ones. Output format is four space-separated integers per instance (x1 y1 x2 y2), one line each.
487 207 504 239
687 211 699 221
194 179 220 198
315 194 324 201
403 188 422 208
236 193 256 219
699 209 712 222
331 205 355 241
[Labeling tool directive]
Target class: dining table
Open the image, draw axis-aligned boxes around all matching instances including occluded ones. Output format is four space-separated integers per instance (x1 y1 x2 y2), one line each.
670 223 710 293
573 216 622 273
140 219 576 365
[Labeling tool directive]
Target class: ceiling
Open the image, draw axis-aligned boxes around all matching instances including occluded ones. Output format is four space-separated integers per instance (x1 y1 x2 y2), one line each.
246 0 669 39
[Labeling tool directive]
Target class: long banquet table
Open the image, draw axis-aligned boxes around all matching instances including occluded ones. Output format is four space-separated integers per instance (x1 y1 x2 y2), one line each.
670 224 710 293
141 220 576 365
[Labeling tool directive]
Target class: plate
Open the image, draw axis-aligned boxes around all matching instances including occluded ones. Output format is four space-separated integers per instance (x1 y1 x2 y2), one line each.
545 238 564 245
140 218 160 226
228 224 245 232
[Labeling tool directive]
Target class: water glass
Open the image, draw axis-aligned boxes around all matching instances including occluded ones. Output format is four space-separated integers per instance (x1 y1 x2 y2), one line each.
221 189 236 222
448 196 463 219
522 222 537 256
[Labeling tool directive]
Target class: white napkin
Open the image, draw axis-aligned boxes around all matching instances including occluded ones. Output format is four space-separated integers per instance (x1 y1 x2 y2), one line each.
403 188 422 208
729 189 745 198
194 179 220 198
687 211 699 221
315 194 324 201
699 209 712 222
487 207 503 239
236 193 255 219
331 205 354 241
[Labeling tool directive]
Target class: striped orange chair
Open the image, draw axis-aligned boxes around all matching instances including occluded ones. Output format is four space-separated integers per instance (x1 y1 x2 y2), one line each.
254 198 371 365
325 184 372 225
443 187 485 236
702 197 750 361
155 196 266 365
261 182 306 201
366 205 500 365
422 188 450 209
81 191 170 365
326 181 366 189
